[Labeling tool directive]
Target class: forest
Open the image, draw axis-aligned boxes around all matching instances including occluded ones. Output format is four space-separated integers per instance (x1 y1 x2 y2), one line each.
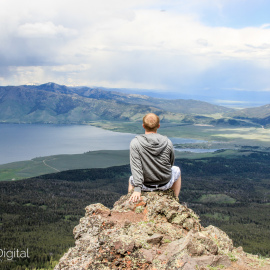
0 150 269 269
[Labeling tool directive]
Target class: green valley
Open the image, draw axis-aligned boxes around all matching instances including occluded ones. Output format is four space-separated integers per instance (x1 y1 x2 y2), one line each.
0 151 270 269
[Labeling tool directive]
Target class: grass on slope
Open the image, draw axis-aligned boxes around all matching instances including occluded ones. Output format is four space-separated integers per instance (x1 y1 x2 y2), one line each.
0 148 256 181
0 150 130 181
197 194 236 204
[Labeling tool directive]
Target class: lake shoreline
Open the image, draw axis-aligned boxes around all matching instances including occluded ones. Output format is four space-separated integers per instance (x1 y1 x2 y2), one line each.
0 123 214 166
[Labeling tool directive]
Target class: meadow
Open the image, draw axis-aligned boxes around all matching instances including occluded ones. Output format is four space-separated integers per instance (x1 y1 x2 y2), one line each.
90 121 270 147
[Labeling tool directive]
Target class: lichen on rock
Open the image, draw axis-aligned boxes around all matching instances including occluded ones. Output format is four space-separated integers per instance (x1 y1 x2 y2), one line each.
54 190 270 270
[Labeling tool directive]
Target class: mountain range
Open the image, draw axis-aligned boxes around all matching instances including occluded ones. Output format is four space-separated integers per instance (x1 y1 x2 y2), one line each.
0 82 269 127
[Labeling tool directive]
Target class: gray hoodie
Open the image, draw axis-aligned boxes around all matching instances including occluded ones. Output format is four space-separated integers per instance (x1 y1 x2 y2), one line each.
130 133 174 192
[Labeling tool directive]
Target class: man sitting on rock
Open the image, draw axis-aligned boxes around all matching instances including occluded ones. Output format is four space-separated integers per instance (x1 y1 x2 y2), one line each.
128 113 181 202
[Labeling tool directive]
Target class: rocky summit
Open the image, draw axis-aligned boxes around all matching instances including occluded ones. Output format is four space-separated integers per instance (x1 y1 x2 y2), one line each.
55 190 270 270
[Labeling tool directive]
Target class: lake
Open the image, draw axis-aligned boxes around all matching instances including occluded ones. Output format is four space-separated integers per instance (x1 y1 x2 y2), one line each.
0 124 206 165
0 124 137 165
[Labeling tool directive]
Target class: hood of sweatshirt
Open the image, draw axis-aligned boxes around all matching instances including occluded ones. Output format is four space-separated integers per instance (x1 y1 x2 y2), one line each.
135 133 168 156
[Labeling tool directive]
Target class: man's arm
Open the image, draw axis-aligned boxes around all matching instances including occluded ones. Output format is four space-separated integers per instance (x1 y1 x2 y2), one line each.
129 140 144 202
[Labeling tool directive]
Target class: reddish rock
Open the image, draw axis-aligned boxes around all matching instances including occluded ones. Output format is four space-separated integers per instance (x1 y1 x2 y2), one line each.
55 190 270 270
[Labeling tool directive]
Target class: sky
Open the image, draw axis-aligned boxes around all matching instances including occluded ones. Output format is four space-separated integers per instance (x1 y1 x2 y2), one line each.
1 0 270 107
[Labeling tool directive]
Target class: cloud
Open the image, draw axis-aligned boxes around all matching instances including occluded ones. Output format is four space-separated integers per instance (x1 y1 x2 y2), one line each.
261 24 270 29
17 22 76 38
222 87 270 92
1 0 270 103
221 88 246 91
52 64 90 72
7 66 46 86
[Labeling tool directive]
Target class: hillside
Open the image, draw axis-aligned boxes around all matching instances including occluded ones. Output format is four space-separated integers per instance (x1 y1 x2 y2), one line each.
227 104 270 127
0 84 184 123
1 82 269 126
74 85 234 114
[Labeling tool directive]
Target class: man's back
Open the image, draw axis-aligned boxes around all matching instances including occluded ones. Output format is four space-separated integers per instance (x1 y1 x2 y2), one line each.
128 113 181 202
130 133 174 193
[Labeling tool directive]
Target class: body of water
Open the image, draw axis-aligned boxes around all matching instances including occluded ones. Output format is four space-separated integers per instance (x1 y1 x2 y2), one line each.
175 148 220 153
0 124 137 165
0 124 210 165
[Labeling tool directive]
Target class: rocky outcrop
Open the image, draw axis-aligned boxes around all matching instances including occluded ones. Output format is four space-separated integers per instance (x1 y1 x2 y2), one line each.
55 190 270 270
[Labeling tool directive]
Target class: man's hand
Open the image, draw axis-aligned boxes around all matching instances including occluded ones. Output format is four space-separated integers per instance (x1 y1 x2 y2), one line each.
129 191 141 202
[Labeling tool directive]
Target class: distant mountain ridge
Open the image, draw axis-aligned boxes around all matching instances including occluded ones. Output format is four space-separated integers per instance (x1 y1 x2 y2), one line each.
227 104 270 126
0 83 184 124
0 82 269 127
73 86 234 115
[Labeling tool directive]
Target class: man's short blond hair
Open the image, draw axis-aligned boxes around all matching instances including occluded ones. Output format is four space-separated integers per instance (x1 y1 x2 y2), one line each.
143 113 160 132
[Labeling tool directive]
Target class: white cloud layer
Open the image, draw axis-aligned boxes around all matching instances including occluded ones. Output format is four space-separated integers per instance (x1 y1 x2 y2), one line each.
1 0 270 104
17 22 76 38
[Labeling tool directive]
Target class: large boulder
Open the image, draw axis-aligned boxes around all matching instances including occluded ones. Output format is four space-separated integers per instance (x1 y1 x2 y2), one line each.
55 190 270 270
